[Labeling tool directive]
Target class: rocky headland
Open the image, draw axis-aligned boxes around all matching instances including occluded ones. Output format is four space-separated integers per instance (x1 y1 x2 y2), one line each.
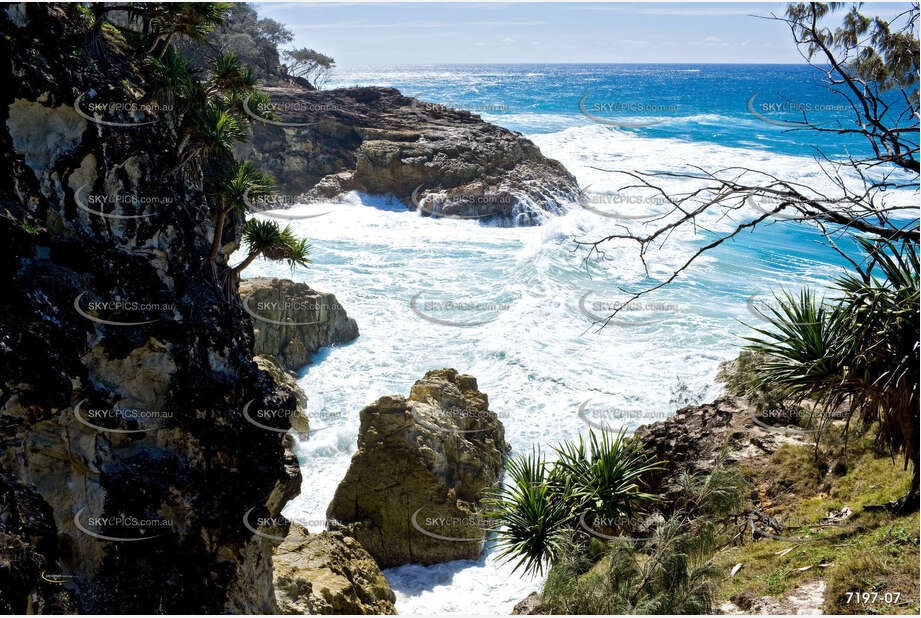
239 86 580 224
327 368 509 567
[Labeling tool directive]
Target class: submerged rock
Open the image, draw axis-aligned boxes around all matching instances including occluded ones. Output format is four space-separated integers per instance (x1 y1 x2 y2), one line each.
326 369 509 567
273 525 396 615
240 278 359 372
241 86 580 225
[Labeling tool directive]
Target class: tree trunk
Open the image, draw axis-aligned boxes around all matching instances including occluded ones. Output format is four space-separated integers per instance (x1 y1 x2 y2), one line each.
230 251 260 276
208 200 231 263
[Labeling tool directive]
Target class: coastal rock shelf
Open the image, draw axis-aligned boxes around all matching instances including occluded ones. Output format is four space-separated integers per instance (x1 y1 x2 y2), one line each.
241 86 580 224
327 369 509 567
240 277 359 372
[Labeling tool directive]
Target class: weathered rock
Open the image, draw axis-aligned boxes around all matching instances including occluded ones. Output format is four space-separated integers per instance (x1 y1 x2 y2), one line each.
634 396 806 505
240 86 580 225
255 354 310 434
327 369 509 567
273 524 396 615
241 278 359 372
1 6 298 613
512 592 544 615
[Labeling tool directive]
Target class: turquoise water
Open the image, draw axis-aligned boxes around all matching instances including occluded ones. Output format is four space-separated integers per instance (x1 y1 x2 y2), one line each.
242 65 917 614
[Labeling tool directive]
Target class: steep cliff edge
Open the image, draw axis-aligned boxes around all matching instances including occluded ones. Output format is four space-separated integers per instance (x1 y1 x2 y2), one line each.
1 5 298 612
240 86 580 224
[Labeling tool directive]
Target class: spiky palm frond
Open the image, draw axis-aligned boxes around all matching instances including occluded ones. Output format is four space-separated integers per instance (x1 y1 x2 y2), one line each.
484 448 573 576
746 239 919 509
219 160 273 212
552 429 664 522
234 219 311 274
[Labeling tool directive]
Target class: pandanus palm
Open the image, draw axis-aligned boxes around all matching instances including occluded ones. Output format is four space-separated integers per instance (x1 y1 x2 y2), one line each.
175 99 246 172
746 239 919 511
147 3 230 58
208 160 273 265
233 219 311 275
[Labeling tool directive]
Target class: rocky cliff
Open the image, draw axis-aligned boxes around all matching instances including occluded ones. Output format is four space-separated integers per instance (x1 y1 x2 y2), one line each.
239 86 580 224
327 369 509 567
1 5 298 612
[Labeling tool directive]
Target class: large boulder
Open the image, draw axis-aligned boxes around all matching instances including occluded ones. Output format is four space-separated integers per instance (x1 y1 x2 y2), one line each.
273 525 396 615
240 278 359 372
240 86 580 225
326 369 509 567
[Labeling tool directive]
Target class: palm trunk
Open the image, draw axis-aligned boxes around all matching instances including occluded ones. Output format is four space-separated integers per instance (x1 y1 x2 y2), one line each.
231 251 261 276
208 198 231 264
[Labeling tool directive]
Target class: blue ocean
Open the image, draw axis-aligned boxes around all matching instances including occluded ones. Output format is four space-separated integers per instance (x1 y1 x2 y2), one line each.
242 65 917 613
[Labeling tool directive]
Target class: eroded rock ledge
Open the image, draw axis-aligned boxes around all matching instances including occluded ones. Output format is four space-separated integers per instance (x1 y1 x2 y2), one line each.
273 524 396 615
241 86 580 224
241 277 359 372
327 368 509 568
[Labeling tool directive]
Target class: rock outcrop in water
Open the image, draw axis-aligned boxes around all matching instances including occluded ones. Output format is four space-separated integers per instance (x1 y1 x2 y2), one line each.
241 277 359 372
326 369 509 567
239 86 580 224
273 524 396 615
1 5 299 612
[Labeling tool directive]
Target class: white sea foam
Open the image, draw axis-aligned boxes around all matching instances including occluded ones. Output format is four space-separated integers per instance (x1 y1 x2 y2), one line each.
251 122 912 614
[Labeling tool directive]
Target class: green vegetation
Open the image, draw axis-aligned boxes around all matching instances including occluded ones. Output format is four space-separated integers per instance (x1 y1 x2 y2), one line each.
540 457 747 614
234 219 311 275
746 240 919 511
283 47 335 89
175 3 292 81
718 431 919 614
486 430 663 576
76 3 314 289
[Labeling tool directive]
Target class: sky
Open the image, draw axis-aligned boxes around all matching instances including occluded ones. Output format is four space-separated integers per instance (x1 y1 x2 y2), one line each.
253 2 913 65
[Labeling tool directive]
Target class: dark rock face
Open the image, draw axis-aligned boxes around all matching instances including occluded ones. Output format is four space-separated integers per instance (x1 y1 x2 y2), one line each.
240 86 580 225
327 369 509 568
240 277 359 372
1 5 297 613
